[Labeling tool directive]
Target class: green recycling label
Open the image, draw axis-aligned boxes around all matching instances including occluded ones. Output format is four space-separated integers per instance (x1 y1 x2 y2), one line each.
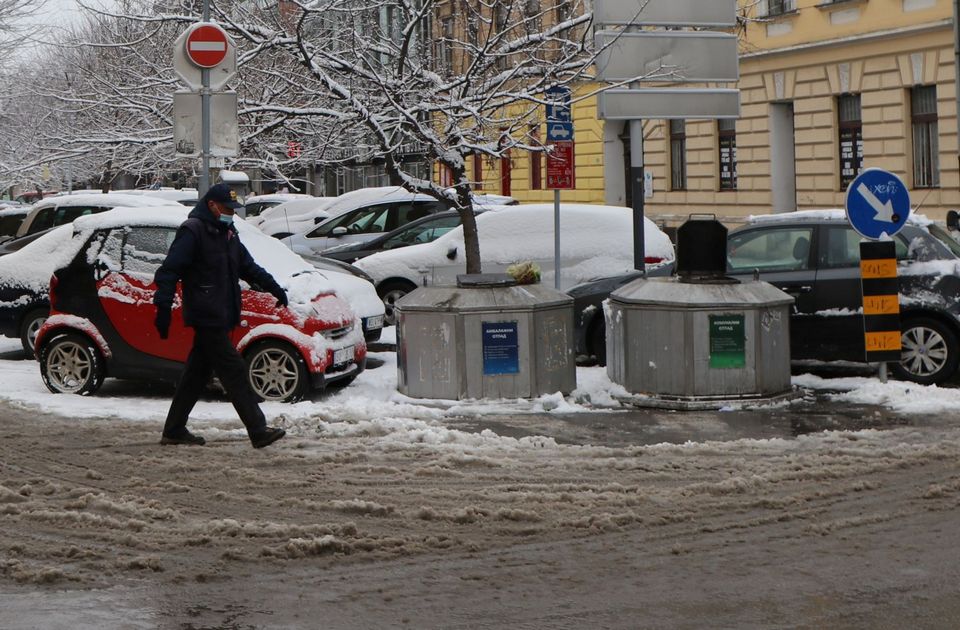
709 314 745 369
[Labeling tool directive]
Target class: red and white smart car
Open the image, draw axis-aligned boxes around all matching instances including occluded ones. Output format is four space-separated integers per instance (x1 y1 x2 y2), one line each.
34 207 366 402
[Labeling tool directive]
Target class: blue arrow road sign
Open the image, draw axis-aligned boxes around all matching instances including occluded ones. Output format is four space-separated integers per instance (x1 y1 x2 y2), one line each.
844 168 910 239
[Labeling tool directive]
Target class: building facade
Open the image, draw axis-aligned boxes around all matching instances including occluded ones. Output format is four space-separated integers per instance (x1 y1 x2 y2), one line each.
473 0 959 223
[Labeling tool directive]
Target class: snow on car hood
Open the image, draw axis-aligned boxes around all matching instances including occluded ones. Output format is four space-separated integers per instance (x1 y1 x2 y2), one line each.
354 204 675 283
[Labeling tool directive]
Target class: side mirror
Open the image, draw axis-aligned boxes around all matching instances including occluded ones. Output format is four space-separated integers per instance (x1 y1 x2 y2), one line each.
948 210 959 231
446 246 457 260
331 226 348 236
313 216 324 224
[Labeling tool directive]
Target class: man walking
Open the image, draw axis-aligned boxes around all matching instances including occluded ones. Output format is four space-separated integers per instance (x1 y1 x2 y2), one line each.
153 183 287 449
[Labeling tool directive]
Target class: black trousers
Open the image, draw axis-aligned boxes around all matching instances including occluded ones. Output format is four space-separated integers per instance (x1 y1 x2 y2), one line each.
162 327 267 438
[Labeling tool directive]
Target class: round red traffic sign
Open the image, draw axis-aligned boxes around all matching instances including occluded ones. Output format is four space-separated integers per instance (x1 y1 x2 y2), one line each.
185 24 229 68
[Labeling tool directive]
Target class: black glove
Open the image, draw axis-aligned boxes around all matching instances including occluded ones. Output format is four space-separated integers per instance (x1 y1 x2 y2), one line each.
155 306 171 339
272 288 288 308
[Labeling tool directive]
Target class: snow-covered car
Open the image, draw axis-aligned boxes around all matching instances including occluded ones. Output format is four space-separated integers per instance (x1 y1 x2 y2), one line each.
298 253 385 342
34 207 367 402
243 193 314 219
354 203 676 324
113 188 199 206
252 196 337 232
277 187 449 255
0 193 178 257
0 224 77 352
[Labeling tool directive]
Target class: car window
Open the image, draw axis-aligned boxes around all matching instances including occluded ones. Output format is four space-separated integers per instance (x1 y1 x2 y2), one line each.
97 229 125 273
122 227 177 279
60 206 102 224
821 226 910 268
925 224 960 258
27 207 56 233
308 205 391 238
383 215 462 248
728 227 814 272
0 215 23 237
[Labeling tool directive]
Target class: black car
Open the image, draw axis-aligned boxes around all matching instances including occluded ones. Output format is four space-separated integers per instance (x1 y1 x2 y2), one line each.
319 209 480 264
0 206 29 244
570 211 960 385
567 263 673 366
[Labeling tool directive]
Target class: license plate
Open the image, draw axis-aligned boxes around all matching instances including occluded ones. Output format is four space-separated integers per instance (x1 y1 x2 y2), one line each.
333 345 354 365
365 315 384 330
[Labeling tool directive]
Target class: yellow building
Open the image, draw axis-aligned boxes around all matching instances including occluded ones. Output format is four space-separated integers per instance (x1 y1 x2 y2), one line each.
478 0 958 223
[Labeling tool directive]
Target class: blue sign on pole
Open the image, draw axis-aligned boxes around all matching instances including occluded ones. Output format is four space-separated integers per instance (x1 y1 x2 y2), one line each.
545 86 571 123
844 168 911 240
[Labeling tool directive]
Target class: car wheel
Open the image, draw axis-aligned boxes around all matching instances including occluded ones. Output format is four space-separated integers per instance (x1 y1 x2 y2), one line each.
588 318 607 367
20 307 48 354
378 280 417 327
39 332 105 395
245 341 309 403
892 317 960 385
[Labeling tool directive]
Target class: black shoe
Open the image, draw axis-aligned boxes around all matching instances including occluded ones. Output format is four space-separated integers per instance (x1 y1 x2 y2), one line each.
250 427 285 449
160 430 206 446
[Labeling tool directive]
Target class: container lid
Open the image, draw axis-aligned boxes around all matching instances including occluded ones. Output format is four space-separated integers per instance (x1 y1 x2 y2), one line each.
609 277 794 308
396 284 572 313
457 273 516 288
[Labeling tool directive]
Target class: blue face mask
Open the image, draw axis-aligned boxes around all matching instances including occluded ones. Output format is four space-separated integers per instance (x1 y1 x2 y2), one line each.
218 213 234 225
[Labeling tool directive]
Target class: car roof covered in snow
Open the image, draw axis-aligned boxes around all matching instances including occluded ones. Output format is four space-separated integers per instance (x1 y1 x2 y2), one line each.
745 208 934 227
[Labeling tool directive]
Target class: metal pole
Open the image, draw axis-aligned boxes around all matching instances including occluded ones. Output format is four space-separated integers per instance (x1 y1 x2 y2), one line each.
630 119 646 275
554 188 561 289
878 362 888 383
199 0 211 196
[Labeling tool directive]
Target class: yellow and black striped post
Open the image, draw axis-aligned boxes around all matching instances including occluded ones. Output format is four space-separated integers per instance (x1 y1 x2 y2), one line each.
859 240 901 364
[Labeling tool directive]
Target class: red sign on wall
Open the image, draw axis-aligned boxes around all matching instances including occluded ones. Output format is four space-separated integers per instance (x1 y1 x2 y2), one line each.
546 141 576 189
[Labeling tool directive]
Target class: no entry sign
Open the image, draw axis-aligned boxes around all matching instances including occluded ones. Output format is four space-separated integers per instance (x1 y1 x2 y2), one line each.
185 24 229 68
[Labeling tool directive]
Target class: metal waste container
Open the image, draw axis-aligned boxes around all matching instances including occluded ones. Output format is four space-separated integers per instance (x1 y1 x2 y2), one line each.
396 275 576 400
607 277 793 403
606 215 794 406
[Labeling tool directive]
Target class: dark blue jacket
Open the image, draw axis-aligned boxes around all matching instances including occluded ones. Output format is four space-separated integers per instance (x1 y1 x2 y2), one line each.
153 202 283 329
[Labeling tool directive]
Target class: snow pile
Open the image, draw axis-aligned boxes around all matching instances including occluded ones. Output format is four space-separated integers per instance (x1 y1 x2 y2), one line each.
794 373 960 415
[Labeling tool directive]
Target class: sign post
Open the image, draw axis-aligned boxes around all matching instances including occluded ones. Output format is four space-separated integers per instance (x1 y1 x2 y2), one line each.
546 86 575 290
592 0 739 274
172 2 237 196
845 168 911 382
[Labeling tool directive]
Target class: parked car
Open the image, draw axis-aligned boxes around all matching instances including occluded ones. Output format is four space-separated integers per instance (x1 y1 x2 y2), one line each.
0 205 30 244
571 209 960 385
320 209 484 264
0 224 77 352
34 207 367 402
354 203 676 325
242 193 314 219
727 209 960 384
0 193 175 256
278 187 450 255
252 196 337 232
298 253 386 342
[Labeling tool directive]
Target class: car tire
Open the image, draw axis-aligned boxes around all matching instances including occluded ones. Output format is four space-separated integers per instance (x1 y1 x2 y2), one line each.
20 307 48 355
378 280 417 327
244 340 310 403
892 317 960 385
588 318 607 367
38 332 105 396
